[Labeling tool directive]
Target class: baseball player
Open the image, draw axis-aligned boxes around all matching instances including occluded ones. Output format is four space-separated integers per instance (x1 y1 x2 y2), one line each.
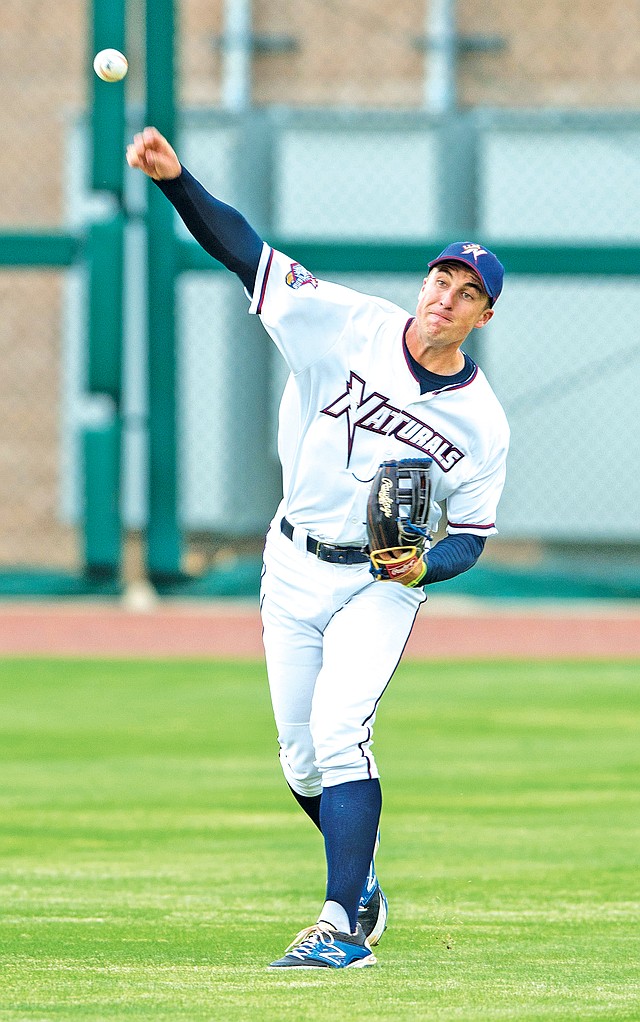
127 127 509 970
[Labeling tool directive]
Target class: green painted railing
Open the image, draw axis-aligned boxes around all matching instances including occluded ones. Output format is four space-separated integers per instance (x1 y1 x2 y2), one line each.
177 239 640 276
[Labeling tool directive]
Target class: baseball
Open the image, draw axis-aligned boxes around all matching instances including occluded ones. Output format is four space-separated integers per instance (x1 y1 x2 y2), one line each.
93 49 128 83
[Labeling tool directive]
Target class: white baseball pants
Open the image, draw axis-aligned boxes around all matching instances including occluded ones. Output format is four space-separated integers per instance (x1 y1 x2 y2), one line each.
260 520 426 794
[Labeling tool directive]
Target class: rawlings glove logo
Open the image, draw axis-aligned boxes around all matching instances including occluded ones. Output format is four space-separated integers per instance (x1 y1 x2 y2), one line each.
378 477 394 517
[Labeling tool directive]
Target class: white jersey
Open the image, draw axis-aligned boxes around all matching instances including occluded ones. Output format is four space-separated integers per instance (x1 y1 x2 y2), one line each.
249 245 509 546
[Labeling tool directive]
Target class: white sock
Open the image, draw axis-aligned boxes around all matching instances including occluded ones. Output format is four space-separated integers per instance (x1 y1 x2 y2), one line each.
318 900 351 934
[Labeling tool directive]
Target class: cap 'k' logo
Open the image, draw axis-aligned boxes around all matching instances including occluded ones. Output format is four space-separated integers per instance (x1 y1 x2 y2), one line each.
461 243 488 263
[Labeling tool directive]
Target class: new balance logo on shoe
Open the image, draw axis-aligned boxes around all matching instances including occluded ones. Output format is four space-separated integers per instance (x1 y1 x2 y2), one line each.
268 924 376 970
303 937 346 968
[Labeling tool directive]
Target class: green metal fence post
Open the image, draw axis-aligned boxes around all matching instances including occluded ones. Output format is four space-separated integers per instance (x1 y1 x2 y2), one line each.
91 0 127 195
83 418 122 578
88 215 125 398
144 0 182 584
83 0 127 584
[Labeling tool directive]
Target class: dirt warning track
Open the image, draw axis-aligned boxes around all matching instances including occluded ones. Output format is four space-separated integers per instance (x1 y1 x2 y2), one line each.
0 597 639 658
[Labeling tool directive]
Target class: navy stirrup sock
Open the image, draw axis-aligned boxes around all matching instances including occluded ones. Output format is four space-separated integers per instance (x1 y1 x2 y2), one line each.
320 778 382 932
287 784 322 832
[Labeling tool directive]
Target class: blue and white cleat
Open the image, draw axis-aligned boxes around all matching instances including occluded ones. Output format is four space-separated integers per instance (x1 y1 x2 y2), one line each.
357 838 388 946
358 876 388 946
269 923 376 969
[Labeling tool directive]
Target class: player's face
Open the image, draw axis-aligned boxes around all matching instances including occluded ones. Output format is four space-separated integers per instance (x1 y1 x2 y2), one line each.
415 264 494 345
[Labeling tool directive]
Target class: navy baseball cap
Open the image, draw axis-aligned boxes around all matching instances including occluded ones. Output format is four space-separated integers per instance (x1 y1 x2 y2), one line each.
428 242 504 306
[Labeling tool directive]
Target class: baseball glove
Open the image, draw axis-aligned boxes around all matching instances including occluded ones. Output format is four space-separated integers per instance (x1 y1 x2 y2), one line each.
366 459 432 587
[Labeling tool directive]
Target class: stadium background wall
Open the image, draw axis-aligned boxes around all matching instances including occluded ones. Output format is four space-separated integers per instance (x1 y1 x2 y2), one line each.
2 0 640 598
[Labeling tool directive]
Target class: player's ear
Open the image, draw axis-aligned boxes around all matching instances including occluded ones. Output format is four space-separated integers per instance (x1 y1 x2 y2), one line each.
474 307 494 329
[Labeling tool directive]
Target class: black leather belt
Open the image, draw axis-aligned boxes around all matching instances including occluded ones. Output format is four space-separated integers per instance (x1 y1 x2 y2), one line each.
280 516 369 565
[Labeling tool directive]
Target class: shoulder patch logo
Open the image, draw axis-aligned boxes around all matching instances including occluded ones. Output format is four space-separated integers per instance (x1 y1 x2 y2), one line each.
285 262 318 290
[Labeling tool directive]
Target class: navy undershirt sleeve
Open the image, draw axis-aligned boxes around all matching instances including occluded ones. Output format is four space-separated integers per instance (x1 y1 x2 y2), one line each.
424 532 486 585
155 167 263 293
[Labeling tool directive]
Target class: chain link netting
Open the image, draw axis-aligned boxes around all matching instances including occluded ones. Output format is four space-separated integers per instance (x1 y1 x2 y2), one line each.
179 0 640 111
0 270 80 568
0 1 86 571
4 0 640 575
174 112 640 553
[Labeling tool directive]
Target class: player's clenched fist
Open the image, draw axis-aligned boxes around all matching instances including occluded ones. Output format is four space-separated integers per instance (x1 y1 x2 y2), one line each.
126 126 181 181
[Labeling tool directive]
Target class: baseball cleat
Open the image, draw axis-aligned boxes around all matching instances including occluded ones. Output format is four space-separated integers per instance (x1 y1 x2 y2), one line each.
358 879 388 946
268 922 376 969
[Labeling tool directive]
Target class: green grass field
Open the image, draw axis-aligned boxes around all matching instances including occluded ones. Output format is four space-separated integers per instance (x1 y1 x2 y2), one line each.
1 656 639 1021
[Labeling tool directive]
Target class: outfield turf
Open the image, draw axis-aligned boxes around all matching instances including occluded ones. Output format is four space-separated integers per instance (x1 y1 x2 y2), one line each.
0 657 639 1021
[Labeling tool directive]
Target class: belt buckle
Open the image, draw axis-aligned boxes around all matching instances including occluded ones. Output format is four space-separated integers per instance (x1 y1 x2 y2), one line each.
318 544 360 565
313 538 367 565
315 541 332 562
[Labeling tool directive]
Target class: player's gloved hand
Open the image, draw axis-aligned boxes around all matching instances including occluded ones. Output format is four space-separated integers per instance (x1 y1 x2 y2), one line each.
366 459 432 588
369 545 428 587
